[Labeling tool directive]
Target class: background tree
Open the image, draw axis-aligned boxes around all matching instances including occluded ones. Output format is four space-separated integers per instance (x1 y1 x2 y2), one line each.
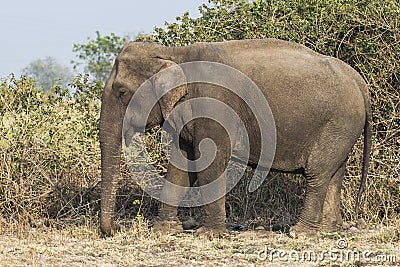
72 31 130 83
22 57 74 92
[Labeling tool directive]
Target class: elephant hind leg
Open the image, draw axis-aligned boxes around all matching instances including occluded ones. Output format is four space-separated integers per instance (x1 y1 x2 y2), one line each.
290 122 356 237
290 171 333 237
320 159 347 232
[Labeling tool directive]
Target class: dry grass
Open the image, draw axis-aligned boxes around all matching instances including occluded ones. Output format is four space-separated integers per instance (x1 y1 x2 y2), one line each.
0 221 398 266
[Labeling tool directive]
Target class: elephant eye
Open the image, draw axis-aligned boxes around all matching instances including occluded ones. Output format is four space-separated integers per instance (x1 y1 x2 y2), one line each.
119 89 126 99
118 88 131 105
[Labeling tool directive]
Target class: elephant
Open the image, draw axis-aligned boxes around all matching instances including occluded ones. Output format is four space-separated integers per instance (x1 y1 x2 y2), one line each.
99 38 372 237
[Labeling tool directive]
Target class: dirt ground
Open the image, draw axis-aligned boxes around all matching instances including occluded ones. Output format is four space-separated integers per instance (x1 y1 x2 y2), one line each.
0 223 398 267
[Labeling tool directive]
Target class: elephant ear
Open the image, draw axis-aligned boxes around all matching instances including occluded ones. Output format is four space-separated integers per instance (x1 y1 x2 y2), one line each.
153 59 187 120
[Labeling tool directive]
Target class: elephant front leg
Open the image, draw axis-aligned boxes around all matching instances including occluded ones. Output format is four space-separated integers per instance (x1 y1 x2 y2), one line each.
194 122 230 234
154 144 193 234
198 164 228 232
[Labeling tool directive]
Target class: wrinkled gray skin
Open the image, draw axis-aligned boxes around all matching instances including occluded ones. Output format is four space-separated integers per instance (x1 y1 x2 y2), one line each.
99 39 372 236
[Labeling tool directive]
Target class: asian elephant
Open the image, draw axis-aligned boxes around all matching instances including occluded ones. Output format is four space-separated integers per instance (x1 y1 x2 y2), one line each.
99 39 372 237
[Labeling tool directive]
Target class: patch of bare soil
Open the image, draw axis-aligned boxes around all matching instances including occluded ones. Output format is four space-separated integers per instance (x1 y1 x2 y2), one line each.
0 223 398 266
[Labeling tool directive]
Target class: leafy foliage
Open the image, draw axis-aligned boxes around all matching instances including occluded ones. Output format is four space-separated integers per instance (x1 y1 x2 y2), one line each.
72 31 130 83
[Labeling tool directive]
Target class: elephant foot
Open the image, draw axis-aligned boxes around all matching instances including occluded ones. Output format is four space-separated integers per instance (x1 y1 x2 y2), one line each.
320 218 342 233
100 222 124 237
153 219 183 235
182 218 202 231
195 226 230 239
289 223 319 239
320 225 341 233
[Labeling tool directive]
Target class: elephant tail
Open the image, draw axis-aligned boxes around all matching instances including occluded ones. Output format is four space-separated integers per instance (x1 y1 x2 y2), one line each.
355 78 372 216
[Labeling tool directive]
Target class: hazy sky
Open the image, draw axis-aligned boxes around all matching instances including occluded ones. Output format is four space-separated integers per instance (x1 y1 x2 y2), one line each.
0 0 205 77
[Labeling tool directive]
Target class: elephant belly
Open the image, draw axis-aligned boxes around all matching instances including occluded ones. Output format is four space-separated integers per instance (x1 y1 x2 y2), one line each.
230 131 309 173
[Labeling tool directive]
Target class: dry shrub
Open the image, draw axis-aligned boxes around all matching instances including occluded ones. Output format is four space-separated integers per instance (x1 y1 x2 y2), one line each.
0 75 102 231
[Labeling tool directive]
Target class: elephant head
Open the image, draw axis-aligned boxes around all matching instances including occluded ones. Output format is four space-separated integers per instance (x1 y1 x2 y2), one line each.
99 42 187 236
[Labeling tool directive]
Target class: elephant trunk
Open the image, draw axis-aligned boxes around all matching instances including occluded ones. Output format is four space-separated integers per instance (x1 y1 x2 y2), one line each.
99 66 123 236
